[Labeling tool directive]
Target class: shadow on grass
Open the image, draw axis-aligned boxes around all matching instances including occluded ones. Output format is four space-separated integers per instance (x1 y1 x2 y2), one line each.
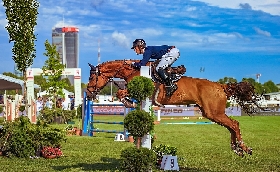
179 166 217 172
52 157 121 171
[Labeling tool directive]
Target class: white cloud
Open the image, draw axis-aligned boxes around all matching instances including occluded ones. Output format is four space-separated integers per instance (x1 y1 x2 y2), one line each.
141 28 163 36
111 31 130 48
253 27 271 37
192 0 280 15
0 18 7 28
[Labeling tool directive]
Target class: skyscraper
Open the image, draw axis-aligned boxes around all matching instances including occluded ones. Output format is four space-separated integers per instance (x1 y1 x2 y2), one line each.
52 27 79 85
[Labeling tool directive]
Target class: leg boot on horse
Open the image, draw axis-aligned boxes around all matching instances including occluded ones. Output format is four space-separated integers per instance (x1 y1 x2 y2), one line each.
157 68 177 96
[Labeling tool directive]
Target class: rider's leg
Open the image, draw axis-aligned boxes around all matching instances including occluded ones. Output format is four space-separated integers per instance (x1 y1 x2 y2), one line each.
156 48 180 96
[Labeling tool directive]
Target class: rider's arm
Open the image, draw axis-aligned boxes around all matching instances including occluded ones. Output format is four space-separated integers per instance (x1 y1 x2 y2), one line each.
138 48 152 66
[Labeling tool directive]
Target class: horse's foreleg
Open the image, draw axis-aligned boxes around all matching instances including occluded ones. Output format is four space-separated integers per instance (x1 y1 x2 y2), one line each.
207 111 252 156
232 119 252 155
116 89 136 108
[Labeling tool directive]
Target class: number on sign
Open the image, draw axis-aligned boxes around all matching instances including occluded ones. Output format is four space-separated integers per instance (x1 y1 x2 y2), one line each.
171 159 174 168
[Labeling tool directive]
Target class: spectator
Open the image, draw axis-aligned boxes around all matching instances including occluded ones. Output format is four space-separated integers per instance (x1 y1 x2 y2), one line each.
45 98 53 109
62 98 69 110
36 96 43 116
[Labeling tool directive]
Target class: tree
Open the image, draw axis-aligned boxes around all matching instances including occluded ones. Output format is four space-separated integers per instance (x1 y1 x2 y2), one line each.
2 0 39 111
242 77 264 94
61 78 74 93
217 77 237 84
127 76 154 104
263 80 279 93
41 40 67 108
99 84 118 95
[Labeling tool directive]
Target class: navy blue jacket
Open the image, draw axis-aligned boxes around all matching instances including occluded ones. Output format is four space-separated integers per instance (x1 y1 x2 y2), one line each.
136 45 173 66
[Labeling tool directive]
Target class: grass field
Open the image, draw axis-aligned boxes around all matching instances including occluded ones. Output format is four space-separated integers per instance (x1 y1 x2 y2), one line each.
0 116 280 172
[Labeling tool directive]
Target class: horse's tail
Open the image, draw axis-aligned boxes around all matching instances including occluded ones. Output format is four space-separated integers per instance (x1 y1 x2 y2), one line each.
223 82 263 115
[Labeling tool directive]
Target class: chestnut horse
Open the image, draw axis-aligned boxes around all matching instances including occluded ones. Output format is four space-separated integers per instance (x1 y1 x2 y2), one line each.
86 59 262 156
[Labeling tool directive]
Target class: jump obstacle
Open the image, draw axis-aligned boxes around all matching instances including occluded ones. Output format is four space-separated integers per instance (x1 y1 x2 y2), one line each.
0 94 37 123
82 92 129 136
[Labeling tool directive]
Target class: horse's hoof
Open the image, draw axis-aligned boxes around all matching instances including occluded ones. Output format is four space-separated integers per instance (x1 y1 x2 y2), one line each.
233 149 244 157
247 148 253 155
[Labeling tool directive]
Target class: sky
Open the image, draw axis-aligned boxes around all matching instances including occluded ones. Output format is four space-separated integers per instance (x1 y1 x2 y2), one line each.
0 0 280 84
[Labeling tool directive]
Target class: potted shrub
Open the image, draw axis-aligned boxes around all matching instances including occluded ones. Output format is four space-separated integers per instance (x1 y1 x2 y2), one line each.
120 147 156 172
127 76 154 107
152 144 178 166
65 125 74 135
124 109 154 149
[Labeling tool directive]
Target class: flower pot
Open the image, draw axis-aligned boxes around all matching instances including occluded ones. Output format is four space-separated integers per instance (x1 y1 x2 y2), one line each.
128 136 134 143
45 155 57 159
157 159 162 166
42 154 56 159
154 121 160 125
75 129 82 136
67 129 74 136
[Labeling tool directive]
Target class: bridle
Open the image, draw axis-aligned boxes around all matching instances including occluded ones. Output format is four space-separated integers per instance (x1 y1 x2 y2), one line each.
87 60 139 99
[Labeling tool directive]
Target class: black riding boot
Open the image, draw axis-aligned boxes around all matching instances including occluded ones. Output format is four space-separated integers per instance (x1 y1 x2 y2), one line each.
158 68 177 96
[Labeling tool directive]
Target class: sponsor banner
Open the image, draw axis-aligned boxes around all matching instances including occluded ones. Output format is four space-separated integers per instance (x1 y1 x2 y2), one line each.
156 106 242 117
92 106 124 114
158 107 199 116
225 107 241 116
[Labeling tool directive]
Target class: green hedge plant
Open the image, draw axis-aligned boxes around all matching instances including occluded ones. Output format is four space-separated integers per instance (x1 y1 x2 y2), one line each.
38 107 76 124
124 109 154 149
152 144 178 163
0 116 66 158
120 147 156 172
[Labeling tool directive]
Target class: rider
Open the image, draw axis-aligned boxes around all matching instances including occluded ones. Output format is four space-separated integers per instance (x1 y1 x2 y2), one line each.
131 39 180 96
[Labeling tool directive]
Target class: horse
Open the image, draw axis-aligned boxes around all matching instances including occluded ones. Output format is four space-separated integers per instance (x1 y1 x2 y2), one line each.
86 59 262 156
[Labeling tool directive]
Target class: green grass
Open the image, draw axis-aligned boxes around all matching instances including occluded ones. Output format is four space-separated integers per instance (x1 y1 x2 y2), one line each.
0 116 280 172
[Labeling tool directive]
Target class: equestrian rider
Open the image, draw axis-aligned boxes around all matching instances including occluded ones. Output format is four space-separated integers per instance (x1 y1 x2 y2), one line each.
131 39 180 96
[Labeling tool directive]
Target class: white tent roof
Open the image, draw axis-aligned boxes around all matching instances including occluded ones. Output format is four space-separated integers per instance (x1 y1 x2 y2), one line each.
0 74 40 90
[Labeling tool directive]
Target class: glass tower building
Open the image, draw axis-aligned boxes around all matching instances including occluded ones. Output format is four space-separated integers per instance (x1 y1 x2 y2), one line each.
52 27 79 85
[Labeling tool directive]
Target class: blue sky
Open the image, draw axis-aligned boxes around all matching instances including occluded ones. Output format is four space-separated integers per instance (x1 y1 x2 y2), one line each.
0 0 280 84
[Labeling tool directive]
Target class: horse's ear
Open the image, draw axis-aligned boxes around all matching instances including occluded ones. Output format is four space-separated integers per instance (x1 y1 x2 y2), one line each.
88 63 96 70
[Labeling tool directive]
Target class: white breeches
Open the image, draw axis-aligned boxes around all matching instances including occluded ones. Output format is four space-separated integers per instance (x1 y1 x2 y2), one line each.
156 48 180 71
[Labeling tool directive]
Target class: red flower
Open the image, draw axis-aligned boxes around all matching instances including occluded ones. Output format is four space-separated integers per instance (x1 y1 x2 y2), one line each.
41 146 63 158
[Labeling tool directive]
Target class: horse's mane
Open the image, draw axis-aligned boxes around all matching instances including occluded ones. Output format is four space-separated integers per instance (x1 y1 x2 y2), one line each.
98 59 139 68
99 59 132 65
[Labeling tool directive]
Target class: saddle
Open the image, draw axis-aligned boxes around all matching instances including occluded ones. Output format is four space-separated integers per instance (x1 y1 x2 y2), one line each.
150 60 186 84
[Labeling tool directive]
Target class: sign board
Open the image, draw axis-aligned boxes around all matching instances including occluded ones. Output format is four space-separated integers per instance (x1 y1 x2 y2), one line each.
92 106 124 114
160 155 179 171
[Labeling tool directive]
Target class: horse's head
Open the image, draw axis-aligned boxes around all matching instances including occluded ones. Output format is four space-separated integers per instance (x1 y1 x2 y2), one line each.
86 60 140 100
86 63 100 100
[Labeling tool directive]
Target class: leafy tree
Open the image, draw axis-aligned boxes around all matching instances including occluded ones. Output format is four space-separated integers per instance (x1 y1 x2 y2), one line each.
99 84 118 95
127 76 154 103
124 110 154 149
242 77 264 94
41 40 67 108
218 77 237 84
2 0 39 112
61 78 74 93
263 80 279 93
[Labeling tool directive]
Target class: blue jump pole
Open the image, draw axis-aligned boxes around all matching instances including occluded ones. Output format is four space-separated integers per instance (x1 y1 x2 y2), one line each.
82 91 89 135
